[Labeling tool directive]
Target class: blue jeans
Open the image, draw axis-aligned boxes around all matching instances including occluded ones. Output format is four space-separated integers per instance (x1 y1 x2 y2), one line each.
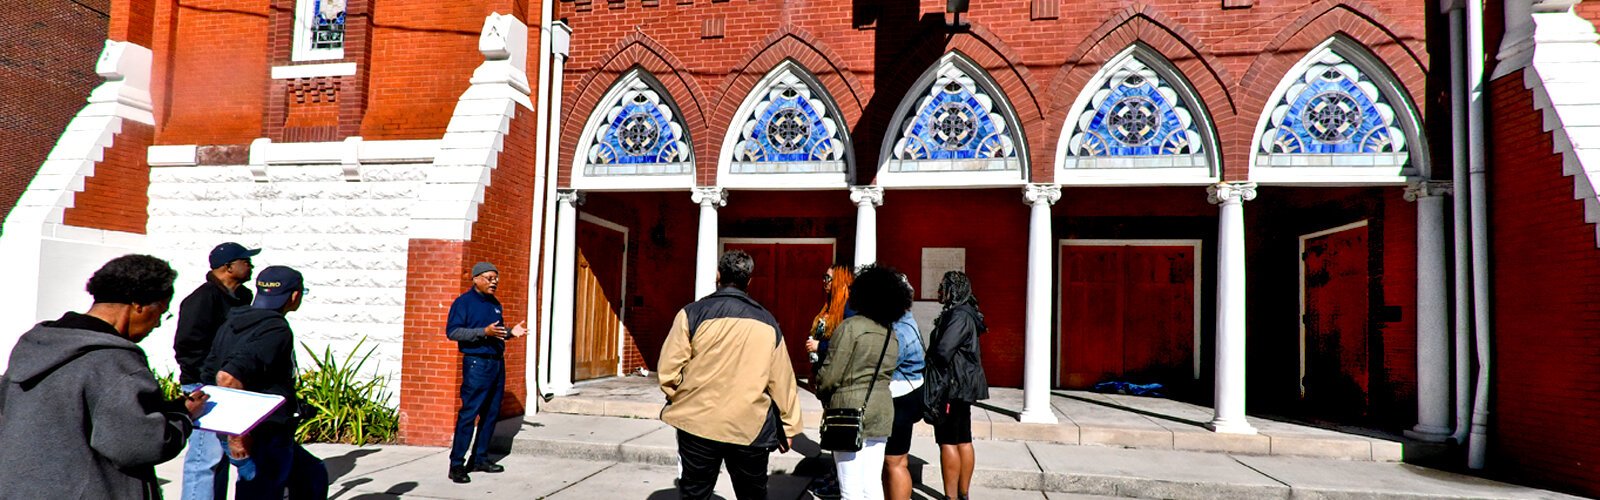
233 428 328 500
181 383 229 500
450 355 505 468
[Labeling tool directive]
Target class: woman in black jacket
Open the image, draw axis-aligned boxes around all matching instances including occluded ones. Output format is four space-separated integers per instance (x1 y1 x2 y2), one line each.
925 271 988 500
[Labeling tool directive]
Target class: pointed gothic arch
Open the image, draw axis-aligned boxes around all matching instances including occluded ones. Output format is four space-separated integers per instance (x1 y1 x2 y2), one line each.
1249 36 1428 184
715 59 853 189
876 51 1028 188
571 68 697 191
1054 44 1220 185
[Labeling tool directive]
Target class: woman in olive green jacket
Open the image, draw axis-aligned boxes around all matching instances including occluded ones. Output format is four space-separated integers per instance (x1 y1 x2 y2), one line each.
816 265 913 500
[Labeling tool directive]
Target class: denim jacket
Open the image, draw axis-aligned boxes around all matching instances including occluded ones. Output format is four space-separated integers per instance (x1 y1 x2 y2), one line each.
890 311 925 385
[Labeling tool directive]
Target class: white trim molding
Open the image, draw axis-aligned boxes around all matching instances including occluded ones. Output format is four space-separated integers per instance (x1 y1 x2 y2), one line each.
409 13 531 241
1515 2 1600 247
272 62 357 80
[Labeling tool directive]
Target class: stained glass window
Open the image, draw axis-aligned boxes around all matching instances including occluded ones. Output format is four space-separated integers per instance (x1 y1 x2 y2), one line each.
583 72 693 176
1064 55 1207 169
730 68 845 173
1257 47 1408 168
888 56 1019 172
310 0 345 51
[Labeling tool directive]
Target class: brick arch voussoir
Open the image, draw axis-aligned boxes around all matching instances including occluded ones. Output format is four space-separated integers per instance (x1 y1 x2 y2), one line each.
559 33 711 188
1041 9 1235 177
705 30 868 169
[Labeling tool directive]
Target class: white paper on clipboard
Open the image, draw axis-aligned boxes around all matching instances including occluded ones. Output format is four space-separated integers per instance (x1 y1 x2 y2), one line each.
190 385 287 436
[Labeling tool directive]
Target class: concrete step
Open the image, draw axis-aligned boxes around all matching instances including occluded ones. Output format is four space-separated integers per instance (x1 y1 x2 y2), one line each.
502 413 1574 500
539 394 1406 462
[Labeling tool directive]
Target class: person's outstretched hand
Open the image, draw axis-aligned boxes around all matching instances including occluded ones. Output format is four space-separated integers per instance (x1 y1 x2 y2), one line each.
510 321 529 338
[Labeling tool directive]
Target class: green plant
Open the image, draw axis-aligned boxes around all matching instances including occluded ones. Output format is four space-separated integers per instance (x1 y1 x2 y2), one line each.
153 370 183 401
294 338 398 445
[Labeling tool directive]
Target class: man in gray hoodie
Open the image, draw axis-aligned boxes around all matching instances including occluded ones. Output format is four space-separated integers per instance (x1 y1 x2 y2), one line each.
0 254 210 499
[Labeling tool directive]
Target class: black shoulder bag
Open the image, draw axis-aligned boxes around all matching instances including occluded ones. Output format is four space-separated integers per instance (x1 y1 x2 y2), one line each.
818 324 893 452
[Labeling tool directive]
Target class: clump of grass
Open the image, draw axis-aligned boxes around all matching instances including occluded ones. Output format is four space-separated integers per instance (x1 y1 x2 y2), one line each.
294 338 398 445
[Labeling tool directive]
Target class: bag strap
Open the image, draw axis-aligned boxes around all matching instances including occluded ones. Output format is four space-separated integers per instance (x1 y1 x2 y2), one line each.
858 322 893 411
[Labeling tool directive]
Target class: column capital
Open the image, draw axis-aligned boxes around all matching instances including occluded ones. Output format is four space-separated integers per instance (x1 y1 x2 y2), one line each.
1404 180 1455 201
1207 182 1258 205
691 186 727 207
1023 183 1062 206
556 189 585 206
849 186 885 207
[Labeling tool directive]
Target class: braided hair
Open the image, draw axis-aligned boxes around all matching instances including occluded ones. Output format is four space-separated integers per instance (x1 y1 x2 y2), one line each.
937 270 977 309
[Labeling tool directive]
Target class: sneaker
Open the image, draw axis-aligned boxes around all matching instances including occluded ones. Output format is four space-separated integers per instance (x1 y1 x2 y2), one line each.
472 462 505 473
449 466 471 484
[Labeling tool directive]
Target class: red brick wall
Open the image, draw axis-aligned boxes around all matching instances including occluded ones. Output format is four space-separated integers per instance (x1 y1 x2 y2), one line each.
155 0 270 145
398 110 539 445
63 122 153 234
361 2 507 140
555 0 1432 186
108 0 154 47
1486 71 1600 498
0 0 109 225
399 239 468 447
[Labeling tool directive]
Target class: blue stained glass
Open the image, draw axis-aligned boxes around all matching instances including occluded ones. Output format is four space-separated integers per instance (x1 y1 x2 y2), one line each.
310 0 345 51
1276 74 1392 154
593 97 684 164
898 84 1012 160
1068 58 1203 159
744 95 831 162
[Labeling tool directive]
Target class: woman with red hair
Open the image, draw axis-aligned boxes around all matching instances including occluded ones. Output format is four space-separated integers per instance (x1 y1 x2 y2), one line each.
805 265 855 367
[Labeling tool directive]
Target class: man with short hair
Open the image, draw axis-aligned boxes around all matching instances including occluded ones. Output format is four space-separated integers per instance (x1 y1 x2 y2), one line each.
0 254 210 499
176 242 258 500
658 250 803 500
446 261 526 484
203 266 328 500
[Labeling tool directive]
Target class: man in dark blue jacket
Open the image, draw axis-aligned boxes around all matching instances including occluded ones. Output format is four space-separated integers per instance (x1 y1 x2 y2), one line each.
204 266 328 500
446 261 526 484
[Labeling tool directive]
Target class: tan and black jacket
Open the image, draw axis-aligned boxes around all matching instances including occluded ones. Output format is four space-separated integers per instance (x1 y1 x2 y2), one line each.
658 287 803 447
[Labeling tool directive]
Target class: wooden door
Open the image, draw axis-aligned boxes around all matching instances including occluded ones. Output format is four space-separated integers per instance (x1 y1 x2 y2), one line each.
721 241 834 377
1058 243 1197 389
1301 224 1370 417
573 219 626 381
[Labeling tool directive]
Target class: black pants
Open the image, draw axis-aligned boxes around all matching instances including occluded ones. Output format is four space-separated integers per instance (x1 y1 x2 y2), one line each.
676 430 769 500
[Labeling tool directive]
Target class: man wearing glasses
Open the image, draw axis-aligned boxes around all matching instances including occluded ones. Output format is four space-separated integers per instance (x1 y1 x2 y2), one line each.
446 262 526 484
175 242 259 500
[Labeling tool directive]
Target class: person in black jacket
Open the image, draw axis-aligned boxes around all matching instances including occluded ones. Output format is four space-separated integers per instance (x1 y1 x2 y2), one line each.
925 271 989 500
0 254 209 500
176 241 258 500
203 266 328 500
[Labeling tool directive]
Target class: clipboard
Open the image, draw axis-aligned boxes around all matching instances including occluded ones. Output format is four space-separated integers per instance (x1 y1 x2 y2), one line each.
189 385 287 436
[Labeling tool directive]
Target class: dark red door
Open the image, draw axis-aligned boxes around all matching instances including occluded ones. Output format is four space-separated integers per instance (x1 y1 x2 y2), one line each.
721 241 834 377
1301 224 1370 417
1058 244 1196 389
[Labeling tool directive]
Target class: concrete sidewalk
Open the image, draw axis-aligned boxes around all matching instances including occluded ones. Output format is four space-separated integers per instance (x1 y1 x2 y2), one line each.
153 414 1577 500
542 377 1409 462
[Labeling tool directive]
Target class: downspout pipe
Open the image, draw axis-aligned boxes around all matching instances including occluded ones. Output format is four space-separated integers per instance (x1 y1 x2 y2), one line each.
1445 0 1474 446
527 0 557 408
1465 0 1492 470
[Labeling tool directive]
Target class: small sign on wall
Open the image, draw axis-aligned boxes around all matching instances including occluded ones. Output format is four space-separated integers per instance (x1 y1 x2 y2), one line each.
920 247 965 300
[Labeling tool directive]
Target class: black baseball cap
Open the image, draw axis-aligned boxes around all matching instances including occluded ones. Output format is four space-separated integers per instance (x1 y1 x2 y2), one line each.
252 266 306 310
209 242 261 269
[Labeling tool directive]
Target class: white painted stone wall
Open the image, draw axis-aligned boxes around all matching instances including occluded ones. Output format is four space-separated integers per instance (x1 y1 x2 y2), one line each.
142 162 425 403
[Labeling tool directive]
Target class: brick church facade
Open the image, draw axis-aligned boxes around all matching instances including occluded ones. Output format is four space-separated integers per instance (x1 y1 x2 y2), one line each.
3 0 1600 496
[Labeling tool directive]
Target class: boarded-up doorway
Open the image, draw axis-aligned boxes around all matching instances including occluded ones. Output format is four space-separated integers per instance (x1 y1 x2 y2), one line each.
1299 221 1371 418
1058 240 1201 390
720 239 836 377
573 215 628 381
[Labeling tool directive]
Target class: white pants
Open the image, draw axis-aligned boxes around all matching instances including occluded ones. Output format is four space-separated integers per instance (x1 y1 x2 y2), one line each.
833 437 888 500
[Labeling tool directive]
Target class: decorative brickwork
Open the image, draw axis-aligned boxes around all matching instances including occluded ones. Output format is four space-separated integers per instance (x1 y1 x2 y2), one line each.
63 123 153 234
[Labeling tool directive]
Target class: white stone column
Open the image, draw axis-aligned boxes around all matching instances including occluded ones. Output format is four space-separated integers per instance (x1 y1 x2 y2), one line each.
1405 180 1454 442
850 186 884 267
1021 183 1062 424
548 189 583 395
1207 182 1258 434
692 187 727 298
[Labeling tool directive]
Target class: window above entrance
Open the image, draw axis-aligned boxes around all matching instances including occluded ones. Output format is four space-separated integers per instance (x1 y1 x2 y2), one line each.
716 62 851 189
572 69 696 190
878 52 1026 188
1250 38 1425 184
1055 46 1218 186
